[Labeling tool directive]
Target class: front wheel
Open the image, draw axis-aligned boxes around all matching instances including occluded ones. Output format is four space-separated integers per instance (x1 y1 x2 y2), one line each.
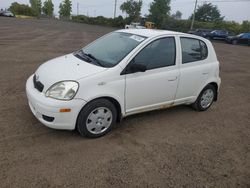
76 99 117 138
192 85 216 111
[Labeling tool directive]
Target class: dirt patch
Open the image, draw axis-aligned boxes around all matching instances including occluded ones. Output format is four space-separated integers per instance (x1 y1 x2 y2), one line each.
0 17 249 188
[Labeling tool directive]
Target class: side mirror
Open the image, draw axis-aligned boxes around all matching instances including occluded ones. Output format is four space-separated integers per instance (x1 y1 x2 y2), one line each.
121 62 147 75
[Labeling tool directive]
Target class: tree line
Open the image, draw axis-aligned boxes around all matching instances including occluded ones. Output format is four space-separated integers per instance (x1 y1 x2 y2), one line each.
119 0 225 27
72 0 250 34
9 0 71 19
8 0 250 34
7 0 227 24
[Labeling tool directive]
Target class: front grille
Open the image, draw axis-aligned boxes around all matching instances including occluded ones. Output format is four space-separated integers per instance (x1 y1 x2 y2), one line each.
33 74 44 92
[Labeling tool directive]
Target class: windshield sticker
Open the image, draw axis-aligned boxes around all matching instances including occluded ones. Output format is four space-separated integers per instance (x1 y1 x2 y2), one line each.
129 35 145 42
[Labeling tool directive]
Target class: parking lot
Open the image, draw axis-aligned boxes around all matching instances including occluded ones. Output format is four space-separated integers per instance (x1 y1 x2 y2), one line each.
0 17 249 187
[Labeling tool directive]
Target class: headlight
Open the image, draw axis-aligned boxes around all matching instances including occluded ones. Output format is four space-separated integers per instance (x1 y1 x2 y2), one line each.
45 81 79 100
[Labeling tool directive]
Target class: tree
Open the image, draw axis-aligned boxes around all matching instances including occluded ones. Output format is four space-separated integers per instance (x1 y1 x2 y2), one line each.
190 3 224 22
9 2 35 16
30 0 42 17
113 15 125 27
241 20 250 33
171 10 182 20
59 0 72 19
120 0 142 22
149 0 171 27
42 0 54 17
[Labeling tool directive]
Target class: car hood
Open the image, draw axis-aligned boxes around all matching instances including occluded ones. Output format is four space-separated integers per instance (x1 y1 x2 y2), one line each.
35 53 107 92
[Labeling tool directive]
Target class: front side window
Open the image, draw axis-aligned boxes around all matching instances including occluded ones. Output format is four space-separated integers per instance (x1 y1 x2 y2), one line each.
181 37 208 64
131 37 176 70
75 32 146 67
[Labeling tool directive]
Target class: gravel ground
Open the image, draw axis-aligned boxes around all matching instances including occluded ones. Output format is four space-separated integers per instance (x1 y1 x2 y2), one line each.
0 17 249 188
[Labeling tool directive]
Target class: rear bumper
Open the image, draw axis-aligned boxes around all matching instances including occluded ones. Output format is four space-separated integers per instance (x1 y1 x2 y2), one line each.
26 75 86 130
216 77 221 101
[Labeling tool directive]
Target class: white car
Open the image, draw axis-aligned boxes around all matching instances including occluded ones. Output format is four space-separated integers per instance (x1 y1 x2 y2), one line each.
3 11 14 17
26 29 221 138
125 22 146 29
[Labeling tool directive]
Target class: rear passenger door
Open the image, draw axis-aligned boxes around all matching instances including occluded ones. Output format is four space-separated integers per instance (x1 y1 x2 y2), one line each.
175 37 211 103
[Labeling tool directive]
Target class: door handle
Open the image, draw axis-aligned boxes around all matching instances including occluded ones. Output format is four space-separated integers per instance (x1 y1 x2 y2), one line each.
202 72 209 75
168 77 177 81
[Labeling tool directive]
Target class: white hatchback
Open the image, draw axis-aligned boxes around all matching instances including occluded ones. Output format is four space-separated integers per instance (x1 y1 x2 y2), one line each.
26 29 221 138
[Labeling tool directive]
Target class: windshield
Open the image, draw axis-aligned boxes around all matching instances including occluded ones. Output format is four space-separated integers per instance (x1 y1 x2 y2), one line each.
78 32 146 67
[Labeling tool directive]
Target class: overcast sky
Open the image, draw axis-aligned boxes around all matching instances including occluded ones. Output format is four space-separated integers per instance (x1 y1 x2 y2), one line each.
1 0 250 23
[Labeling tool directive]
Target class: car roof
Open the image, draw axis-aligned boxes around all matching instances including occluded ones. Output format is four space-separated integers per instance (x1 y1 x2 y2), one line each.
117 29 183 38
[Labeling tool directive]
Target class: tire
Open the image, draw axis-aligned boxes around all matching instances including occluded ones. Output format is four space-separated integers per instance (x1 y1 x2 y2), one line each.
76 99 117 138
192 85 216 111
232 40 237 45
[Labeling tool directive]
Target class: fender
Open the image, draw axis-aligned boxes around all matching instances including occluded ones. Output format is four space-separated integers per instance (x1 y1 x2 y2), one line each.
195 77 220 101
82 93 125 116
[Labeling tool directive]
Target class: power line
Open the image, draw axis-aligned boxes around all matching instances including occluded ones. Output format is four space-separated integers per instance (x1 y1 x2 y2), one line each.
74 0 249 18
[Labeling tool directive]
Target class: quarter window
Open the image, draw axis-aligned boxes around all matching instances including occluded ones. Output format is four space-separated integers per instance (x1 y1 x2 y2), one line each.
181 37 208 64
133 37 176 70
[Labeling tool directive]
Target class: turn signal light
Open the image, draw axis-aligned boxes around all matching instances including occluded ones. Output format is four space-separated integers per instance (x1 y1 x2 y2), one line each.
59 108 71 113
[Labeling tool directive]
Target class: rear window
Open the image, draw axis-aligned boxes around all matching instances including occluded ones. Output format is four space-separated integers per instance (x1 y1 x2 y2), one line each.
180 37 208 64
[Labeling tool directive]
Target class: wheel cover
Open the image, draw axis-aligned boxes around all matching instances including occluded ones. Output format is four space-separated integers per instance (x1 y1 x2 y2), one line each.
86 107 113 134
200 89 214 109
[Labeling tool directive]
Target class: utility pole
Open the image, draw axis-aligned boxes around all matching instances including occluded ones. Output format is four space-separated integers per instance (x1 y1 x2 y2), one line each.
114 0 117 18
77 2 79 15
190 0 198 31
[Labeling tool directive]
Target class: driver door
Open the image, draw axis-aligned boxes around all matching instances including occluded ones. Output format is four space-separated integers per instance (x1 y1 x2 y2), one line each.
123 37 180 115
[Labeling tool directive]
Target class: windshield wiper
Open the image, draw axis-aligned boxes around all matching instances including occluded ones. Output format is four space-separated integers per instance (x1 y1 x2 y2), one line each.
75 50 92 62
82 51 105 67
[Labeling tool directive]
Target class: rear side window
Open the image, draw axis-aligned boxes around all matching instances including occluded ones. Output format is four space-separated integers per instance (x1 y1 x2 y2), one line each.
181 37 208 64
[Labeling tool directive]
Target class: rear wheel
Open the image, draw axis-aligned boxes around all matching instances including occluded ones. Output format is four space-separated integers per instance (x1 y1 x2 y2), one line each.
192 85 216 111
77 99 117 138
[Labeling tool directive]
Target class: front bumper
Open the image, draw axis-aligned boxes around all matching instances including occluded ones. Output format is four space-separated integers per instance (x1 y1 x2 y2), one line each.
225 38 232 43
26 75 86 130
